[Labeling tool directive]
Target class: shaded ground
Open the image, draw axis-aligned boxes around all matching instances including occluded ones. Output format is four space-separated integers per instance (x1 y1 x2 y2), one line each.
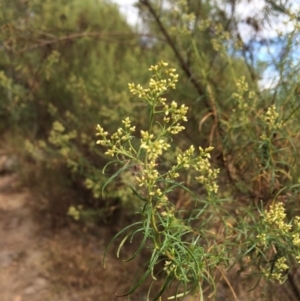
0 168 149 301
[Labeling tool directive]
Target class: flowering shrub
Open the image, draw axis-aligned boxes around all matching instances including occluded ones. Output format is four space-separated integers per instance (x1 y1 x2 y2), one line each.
255 202 300 283
96 61 222 299
94 61 300 300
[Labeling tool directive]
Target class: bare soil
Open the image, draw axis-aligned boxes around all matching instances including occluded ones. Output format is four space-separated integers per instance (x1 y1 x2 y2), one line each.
0 170 150 301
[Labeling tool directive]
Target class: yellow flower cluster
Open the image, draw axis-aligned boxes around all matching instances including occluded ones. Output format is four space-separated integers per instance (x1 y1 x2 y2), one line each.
257 202 300 278
48 121 78 170
128 61 178 102
67 205 82 221
172 145 219 194
292 233 300 246
232 76 249 110
264 202 291 233
52 120 65 132
256 232 267 244
140 130 170 161
96 118 136 157
163 260 176 275
169 0 196 36
194 147 219 194
210 23 230 52
292 217 300 264
177 145 195 168
235 76 248 92
164 101 188 134
85 178 102 199
135 164 159 189
230 76 255 124
44 50 60 80
293 216 300 228
262 257 288 284
263 104 282 130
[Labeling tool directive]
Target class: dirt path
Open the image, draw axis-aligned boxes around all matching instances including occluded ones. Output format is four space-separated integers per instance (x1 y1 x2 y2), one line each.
0 170 149 301
0 173 49 301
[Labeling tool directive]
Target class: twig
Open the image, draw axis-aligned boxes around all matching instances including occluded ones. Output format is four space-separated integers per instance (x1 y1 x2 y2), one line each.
216 266 238 301
14 31 163 53
139 0 210 109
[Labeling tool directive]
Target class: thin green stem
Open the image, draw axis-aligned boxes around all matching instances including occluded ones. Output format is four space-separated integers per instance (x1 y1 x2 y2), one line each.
149 103 155 132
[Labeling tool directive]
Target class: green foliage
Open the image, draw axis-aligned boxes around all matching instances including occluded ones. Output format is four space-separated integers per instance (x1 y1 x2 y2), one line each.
98 62 224 299
97 62 300 300
2 0 300 299
0 0 151 209
136 0 300 207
